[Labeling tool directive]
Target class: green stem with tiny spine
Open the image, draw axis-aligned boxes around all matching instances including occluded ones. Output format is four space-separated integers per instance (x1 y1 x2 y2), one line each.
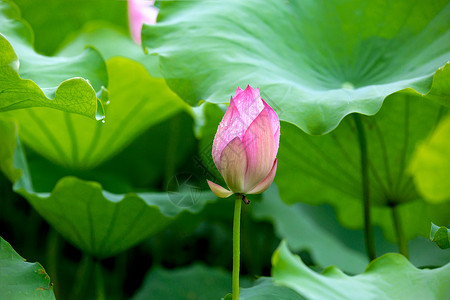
232 194 242 300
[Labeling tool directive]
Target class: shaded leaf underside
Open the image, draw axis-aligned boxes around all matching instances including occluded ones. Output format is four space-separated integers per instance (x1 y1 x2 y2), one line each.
3 57 185 169
276 93 450 242
410 114 450 203
0 116 216 258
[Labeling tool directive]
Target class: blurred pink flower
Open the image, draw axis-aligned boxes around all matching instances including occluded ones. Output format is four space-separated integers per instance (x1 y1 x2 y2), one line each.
207 85 280 199
128 0 158 44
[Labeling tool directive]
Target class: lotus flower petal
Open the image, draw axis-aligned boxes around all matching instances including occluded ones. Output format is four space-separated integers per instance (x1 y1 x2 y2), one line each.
128 0 158 44
220 137 248 193
206 180 233 198
212 86 270 169
234 86 244 97
248 159 277 194
262 99 280 155
209 85 280 196
212 100 240 169
232 85 265 135
242 109 275 191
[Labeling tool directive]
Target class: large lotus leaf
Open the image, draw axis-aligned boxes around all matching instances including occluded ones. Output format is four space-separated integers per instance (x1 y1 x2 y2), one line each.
430 223 450 250
19 177 215 258
196 93 449 256
3 57 186 169
236 278 304 300
132 264 299 300
272 241 450 300
252 185 367 273
410 114 450 203
0 0 106 119
142 0 450 134
23 111 197 194
0 117 216 258
132 264 235 300
0 120 21 182
57 22 160 78
13 0 128 55
223 278 304 300
0 236 55 300
253 186 450 273
195 102 227 185
276 92 450 242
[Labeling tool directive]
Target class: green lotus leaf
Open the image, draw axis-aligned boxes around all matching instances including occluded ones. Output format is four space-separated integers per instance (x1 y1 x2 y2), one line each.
276 93 450 243
132 264 235 300
18 176 215 258
0 116 216 258
0 119 21 182
57 22 160 77
143 0 450 134
0 236 55 300
410 114 450 203
0 0 106 119
195 102 227 185
252 185 368 273
196 96 449 261
13 0 128 55
253 186 450 272
22 110 198 194
272 241 450 300
3 57 186 169
430 223 450 250
237 278 305 300
132 264 299 300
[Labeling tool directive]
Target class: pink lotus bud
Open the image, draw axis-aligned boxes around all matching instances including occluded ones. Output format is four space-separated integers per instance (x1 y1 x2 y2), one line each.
207 85 280 199
128 0 158 44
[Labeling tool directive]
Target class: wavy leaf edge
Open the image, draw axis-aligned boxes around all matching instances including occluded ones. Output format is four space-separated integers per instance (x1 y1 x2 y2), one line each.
272 240 450 299
0 0 108 120
142 0 450 135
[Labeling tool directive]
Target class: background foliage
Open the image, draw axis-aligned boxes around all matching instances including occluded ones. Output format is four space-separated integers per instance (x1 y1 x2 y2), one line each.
1 0 449 299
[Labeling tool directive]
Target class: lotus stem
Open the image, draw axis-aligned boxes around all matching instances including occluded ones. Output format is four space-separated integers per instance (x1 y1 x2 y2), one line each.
353 114 376 261
94 260 106 300
71 254 93 300
45 229 61 298
391 204 409 258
